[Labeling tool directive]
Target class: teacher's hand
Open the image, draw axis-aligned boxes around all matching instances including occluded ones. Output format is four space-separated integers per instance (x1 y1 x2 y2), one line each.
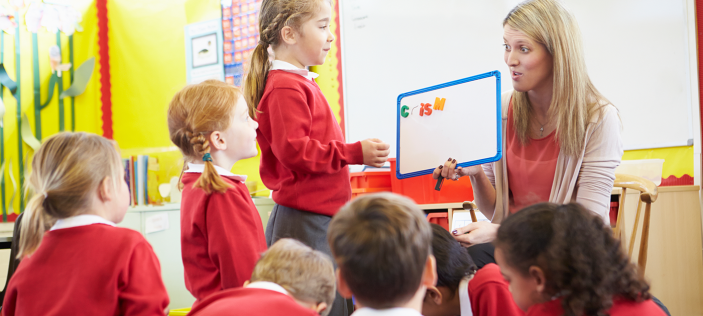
451 221 499 247
432 157 482 181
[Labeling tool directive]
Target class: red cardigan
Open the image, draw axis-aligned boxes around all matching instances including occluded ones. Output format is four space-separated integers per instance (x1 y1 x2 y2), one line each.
256 70 364 216
2 224 169 316
189 287 319 316
469 263 525 316
526 296 666 316
180 173 267 303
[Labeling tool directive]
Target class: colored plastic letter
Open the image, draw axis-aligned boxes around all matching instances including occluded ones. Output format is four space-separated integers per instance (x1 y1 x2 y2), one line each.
401 105 409 118
423 103 433 116
433 97 446 111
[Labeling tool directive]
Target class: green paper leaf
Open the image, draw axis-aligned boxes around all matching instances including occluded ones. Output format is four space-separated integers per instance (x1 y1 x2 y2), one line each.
60 57 94 98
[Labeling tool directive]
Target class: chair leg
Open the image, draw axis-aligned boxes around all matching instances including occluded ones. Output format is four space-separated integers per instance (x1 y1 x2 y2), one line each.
614 188 627 239
637 203 652 275
628 201 643 258
470 209 477 223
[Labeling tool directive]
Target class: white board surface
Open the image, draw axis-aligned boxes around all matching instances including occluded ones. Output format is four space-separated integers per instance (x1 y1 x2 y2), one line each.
340 0 697 152
397 73 501 177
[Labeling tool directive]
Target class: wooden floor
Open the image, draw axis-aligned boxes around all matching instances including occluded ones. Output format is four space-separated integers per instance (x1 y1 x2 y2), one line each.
618 186 703 316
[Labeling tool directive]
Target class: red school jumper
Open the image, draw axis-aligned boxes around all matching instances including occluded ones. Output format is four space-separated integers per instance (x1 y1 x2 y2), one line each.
526 296 666 316
467 263 525 316
2 224 168 316
180 170 267 303
256 70 364 216
189 286 318 316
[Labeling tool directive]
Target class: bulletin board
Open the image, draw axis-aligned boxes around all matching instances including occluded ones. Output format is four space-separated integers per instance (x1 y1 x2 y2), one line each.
221 0 262 86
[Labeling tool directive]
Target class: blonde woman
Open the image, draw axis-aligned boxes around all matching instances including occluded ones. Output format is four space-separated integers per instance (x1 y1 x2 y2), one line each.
433 0 622 265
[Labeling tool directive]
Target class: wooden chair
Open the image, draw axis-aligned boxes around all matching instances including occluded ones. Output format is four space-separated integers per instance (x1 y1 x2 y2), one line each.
612 174 658 275
462 201 479 222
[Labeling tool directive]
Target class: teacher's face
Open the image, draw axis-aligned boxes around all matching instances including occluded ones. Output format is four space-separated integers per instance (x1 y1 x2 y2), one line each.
503 25 553 93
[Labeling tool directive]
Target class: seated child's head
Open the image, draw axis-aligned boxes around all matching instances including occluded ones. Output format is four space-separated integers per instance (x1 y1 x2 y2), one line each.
167 80 258 193
20 132 129 258
327 193 436 310
494 202 651 314
249 238 335 316
422 224 478 316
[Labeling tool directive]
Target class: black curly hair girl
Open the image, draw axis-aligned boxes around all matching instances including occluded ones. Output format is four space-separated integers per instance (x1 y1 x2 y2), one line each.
494 202 651 316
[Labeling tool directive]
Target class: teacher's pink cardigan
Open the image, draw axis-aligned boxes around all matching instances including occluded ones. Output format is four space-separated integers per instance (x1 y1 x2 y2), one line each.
483 91 623 225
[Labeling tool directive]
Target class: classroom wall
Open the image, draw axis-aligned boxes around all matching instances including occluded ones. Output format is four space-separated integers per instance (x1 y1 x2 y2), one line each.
1 0 101 220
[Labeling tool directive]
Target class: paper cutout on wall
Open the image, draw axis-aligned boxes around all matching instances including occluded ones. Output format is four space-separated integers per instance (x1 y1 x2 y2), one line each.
0 96 4 127
7 159 15 216
0 64 17 96
25 2 82 35
49 45 71 77
21 113 41 151
60 57 94 98
0 7 16 33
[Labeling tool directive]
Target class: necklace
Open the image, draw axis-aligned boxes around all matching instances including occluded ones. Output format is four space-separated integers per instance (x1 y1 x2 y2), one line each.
534 115 549 137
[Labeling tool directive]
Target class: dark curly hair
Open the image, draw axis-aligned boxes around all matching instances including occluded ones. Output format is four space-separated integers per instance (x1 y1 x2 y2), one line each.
494 203 651 316
430 224 477 298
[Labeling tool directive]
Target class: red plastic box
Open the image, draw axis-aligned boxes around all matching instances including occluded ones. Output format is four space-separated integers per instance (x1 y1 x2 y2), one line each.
388 158 474 205
427 212 449 231
350 171 392 199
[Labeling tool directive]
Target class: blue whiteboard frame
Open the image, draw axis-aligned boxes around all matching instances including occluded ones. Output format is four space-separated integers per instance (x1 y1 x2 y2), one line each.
396 70 502 179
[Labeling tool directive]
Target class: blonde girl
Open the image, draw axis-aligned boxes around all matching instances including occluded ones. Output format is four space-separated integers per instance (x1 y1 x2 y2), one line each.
243 1 390 315
168 79 266 304
3 132 169 316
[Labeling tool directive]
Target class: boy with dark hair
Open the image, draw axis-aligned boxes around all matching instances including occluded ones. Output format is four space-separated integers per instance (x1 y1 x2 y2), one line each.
423 224 524 316
327 193 436 316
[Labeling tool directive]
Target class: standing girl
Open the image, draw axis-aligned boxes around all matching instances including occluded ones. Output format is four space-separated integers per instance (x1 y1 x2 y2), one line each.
244 1 390 315
2 132 169 316
168 80 266 304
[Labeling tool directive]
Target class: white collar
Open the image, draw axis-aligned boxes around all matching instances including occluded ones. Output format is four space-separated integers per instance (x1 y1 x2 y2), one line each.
50 214 116 231
351 307 422 316
271 60 319 81
185 163 247 182
245 281 289 296
459 275 474 316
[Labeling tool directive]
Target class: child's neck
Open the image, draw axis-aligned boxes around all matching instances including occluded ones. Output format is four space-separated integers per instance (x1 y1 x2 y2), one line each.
189 154 238 172
447 285 462 315
272 46 306 69
357 285 427 313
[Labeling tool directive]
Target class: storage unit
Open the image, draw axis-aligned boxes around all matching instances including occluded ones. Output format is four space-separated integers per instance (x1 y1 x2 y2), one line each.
388 158 474 204
350 171 392 198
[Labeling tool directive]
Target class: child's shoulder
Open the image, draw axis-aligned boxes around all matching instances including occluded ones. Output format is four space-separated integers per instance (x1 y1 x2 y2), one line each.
190 287 318 316
266 70 316 91
469 263 510 293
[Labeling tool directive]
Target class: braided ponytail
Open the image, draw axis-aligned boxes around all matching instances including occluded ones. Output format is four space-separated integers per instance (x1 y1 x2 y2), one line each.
168 80 242 195
243 0 326 116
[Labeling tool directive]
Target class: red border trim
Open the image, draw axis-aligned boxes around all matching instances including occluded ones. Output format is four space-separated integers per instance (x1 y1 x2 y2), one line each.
97 0 113 139
660 174 694 186
333 0 345 139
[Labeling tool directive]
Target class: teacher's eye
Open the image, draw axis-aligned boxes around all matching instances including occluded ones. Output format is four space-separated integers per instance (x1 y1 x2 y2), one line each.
503 44 511 51
520 46 529 53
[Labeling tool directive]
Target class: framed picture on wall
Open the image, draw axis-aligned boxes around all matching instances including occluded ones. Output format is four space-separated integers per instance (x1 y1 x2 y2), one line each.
191 33 218 68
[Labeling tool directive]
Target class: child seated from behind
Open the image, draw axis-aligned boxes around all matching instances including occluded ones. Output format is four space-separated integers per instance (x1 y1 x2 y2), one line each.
327 193 436 316
189 238 336 316
494 202 666 316
423 223 524 316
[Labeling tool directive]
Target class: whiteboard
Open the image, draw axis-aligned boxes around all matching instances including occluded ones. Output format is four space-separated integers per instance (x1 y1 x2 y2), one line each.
340 0 697 152
397 72 501 178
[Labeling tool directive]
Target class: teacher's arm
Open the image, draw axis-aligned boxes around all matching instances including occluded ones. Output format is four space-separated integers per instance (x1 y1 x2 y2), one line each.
432 159 498 219
575 105 624 223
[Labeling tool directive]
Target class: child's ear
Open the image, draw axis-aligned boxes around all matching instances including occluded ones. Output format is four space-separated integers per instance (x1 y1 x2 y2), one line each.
528 265 547 294
314 302 328 314
335 269 353 299
209 131 226 151
421 254 438 288
424 286 443 305
280 25 297 45
243 280 250 287
97 177 113 202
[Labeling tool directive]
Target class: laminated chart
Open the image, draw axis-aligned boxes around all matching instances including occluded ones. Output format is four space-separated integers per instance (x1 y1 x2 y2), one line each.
222 0 262 86
396 71 502 179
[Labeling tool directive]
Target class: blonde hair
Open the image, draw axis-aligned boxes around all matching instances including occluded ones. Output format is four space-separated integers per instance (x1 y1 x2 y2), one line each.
168 80 242 194
243 0 325 117
328 193 432 309
504 0 610 156
20 132 123 258
251 238 335 316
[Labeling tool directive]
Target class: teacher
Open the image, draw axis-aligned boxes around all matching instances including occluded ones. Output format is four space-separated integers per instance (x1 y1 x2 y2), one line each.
433 0 623 265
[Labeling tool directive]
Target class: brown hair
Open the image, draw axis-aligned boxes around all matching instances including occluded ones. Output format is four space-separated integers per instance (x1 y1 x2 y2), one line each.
168 79 242 194
504 0 610 156
494 203 651 316
243 0 325 117
251 238 335 316
327 193 432 309
20 132 123 258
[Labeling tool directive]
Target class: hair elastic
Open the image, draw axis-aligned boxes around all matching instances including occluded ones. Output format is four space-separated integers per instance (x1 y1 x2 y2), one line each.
202 153 213 162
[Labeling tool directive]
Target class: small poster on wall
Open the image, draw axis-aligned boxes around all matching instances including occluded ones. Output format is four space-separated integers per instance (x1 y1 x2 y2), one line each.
185 19 225 84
